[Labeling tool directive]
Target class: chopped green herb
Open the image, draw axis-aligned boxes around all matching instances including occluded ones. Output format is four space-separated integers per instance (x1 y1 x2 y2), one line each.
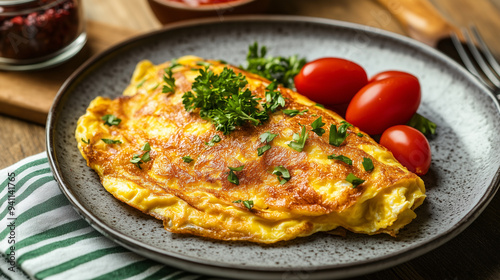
102 114 121 126
311 116 326 136
329 121 353 147
81 138 90 144
168 61 182 70
130 142 151 169
130 154 143 169
136 79 146 88
283 109 308 117
162 67 176 94
151 83 160 90
259 132 278 143
233 199 254 210
407 113 437 136
346 173 365 188
182 67 269 135
228 165 244 185
357 132 364 137
315 103 325 108
206 135 222 146
257 131 278 156
272 165 291 185
141 151 151 162
142 142 151 151
196 61 211 67
257 144 272 156
101 138 122 144
242 42 306 88
288 124 308 152
263 81 286 112
362 157 374 172
182 156 193 163
327 154 352 165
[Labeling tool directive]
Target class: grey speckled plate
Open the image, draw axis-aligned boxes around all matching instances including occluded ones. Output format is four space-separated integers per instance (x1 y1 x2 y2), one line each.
46 16 500 280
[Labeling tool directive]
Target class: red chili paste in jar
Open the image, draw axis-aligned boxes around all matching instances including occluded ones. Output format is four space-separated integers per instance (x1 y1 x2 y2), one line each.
0 0 83 61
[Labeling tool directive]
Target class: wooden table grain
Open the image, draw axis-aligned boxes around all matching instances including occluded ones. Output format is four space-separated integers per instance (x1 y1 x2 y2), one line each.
1 0 500 279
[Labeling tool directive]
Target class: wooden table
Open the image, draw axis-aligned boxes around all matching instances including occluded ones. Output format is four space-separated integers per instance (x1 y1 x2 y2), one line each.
1 0 500 279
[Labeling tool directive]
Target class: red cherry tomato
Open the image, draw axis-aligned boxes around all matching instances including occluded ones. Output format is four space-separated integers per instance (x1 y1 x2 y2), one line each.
380 125 431 175
345 75 421 135
294 57 368 105
369 70 416 83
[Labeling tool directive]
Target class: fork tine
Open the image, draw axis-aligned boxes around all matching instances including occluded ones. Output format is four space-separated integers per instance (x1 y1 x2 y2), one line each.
462 27 500 88
470 25 500 79
450 31 492 89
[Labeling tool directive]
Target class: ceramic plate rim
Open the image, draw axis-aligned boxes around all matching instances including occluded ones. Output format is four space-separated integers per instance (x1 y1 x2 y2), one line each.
46 15 500 279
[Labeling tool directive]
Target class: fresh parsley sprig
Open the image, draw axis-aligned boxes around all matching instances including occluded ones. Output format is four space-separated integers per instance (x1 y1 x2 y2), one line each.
243 42 306 88
182 67 269 135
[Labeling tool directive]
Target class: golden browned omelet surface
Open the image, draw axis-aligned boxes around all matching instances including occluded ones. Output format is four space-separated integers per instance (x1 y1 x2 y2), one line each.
75 55 426 243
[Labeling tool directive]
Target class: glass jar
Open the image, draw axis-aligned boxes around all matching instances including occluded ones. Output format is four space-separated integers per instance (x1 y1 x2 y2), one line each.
0 0 86 70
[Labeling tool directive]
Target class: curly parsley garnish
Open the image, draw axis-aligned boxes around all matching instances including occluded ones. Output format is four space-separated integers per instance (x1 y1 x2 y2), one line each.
101 139 122 144
228 165 244 185
130 142 151 169
311 116 326 136
263 81 286 112
233 199 254 210
243 42 306 88
328 154 352 165
182 67 269 135
272 165 291 185
287 124 308 152
346 173 365 188
329 121 353 147
102 114 121 126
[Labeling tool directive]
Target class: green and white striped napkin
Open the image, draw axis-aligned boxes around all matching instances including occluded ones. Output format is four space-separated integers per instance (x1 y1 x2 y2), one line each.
0 153 216 280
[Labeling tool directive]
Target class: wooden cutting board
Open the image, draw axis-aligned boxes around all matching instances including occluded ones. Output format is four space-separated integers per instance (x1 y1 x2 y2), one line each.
0 21 138 124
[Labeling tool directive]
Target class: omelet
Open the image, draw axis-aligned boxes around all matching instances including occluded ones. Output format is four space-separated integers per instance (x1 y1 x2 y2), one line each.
75 55 426 243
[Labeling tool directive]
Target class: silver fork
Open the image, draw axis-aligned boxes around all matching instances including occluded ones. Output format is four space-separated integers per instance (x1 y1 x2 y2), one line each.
451 25 500 100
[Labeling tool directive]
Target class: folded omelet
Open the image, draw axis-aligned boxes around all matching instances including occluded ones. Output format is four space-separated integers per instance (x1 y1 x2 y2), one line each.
75 56 425 243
